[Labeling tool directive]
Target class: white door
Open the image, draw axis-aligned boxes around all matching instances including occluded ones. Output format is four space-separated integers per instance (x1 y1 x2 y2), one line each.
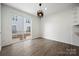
16 16 24 32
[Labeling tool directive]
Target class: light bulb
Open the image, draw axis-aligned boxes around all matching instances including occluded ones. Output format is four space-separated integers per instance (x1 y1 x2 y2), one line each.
45 7 47 10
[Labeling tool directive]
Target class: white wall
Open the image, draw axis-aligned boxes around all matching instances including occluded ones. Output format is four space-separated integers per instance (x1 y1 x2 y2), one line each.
0 4 1 51
72 6 79 46
1 4 40 46
32 17 41 39
41 8 78 46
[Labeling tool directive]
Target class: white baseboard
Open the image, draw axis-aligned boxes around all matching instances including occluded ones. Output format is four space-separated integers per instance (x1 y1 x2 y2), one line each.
43 37 79 47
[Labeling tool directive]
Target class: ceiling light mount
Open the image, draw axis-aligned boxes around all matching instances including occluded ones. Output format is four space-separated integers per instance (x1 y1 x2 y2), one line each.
39 3 42 6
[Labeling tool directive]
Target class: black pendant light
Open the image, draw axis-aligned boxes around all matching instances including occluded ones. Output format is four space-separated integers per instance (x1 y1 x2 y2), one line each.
37 3 44 17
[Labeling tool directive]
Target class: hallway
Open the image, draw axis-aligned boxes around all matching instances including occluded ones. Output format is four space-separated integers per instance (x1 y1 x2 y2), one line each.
0 38 79 56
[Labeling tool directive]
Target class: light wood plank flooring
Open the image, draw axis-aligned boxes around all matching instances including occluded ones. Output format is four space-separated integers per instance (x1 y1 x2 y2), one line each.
0 38 79 56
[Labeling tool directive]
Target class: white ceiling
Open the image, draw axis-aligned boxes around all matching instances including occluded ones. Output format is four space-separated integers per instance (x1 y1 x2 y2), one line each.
5 3 77 16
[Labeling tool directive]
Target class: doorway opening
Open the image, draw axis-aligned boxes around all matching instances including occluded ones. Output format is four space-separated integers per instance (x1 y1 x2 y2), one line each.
12 15 32 42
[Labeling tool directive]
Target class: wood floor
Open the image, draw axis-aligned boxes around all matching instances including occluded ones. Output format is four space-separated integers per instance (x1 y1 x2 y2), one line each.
0 38 79 56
